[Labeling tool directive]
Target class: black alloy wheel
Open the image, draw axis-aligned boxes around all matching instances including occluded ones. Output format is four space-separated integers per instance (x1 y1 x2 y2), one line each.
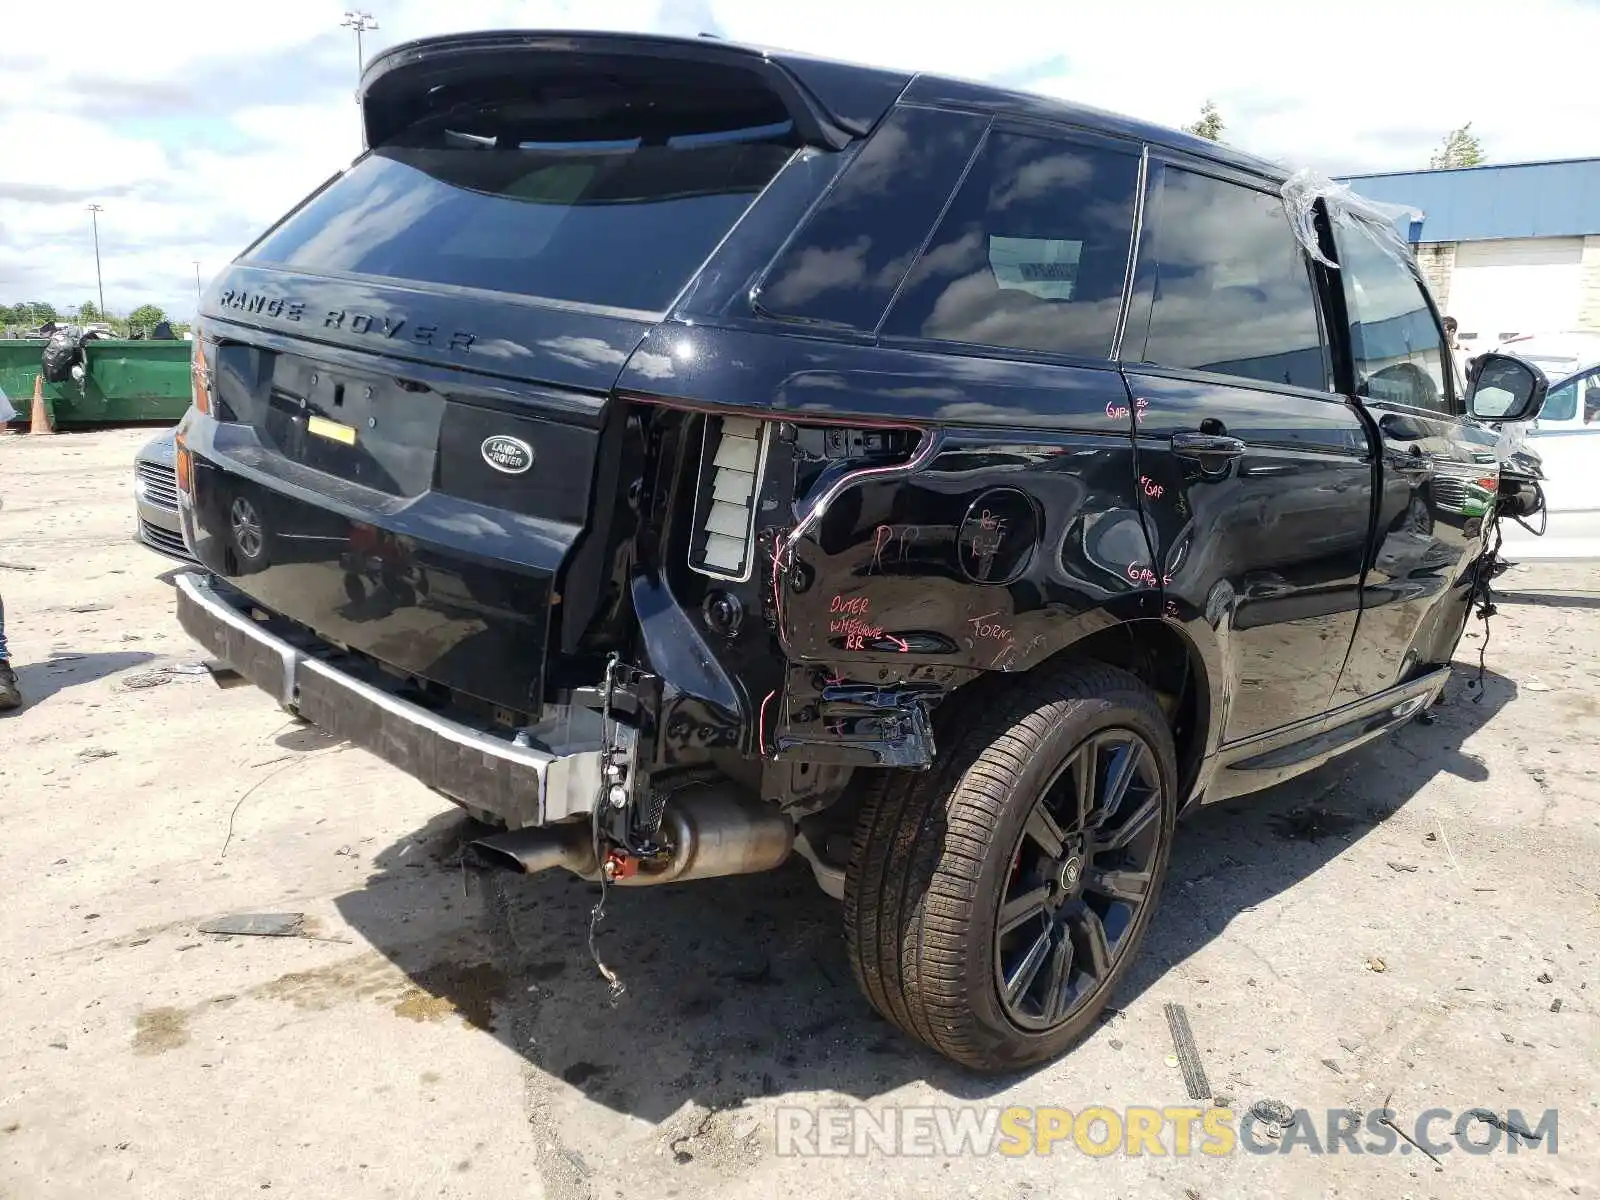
993 729 1164 1030
845 663 1178 1071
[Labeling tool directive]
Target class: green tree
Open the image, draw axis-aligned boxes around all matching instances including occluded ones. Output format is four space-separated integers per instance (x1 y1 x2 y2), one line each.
79 300 101 322
1185 100 1224 142
1429 123 1485 169
126 303 167 334
0 303 16 326
18 301 57 326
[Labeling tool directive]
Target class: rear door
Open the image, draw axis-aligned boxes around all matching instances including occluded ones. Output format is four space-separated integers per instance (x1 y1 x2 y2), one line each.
1327 216 1485 702
1123 157 1374 742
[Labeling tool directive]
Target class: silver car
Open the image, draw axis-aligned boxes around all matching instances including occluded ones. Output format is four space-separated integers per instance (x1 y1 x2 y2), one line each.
133 428 195 563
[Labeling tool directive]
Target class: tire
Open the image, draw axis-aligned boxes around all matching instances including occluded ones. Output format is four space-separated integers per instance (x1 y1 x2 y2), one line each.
844 663 1177 1071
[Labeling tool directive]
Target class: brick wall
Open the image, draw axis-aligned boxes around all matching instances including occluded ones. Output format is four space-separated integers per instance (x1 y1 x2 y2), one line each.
1578 236 1600 331
1414 242 1456 313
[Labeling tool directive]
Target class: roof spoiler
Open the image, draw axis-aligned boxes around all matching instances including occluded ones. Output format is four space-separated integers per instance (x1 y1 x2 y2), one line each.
358 31 912 152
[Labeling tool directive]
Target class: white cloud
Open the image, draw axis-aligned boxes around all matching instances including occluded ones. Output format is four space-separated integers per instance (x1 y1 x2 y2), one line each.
4 0 1600 321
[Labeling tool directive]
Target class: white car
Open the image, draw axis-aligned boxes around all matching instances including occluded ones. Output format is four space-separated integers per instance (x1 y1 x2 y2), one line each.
1480 333 1600 559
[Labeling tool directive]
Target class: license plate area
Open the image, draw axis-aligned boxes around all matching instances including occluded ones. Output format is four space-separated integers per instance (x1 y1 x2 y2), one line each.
241 351 443 497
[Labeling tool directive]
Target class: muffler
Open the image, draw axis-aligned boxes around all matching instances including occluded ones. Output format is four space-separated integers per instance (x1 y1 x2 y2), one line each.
463 785 794 885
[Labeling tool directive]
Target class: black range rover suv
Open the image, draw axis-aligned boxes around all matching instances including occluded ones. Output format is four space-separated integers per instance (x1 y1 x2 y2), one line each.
174 31 1547 1071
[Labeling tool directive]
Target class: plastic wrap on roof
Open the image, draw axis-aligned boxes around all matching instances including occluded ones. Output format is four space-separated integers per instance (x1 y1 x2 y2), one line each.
1280 168 1423 268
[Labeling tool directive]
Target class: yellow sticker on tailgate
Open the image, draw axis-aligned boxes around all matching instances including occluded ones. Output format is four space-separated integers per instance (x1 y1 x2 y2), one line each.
307 415 356 445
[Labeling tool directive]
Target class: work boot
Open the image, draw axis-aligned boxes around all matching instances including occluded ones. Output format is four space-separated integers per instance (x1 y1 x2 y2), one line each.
0 662 20 711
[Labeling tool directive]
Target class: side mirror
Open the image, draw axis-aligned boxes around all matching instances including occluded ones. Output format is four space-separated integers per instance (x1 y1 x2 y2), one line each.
1467 353 1548 423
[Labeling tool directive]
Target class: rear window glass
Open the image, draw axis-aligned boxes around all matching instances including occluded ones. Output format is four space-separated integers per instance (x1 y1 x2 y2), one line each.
246 96 798 313
755 106 988 332
881 131 1140 359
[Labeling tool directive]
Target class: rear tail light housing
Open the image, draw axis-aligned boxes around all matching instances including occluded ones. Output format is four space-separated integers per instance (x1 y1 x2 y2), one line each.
174 429 193 495
619 392 932 582
190 330 212 416
688 414 772 581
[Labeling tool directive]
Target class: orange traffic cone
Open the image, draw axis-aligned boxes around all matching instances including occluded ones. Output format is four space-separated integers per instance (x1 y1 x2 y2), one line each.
29 373 53 436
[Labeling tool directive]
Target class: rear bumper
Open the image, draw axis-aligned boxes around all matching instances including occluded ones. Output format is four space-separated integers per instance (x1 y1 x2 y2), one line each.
174 572 608 828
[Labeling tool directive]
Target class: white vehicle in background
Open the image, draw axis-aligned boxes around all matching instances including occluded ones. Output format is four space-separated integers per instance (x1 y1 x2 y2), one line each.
1482 332 1600 559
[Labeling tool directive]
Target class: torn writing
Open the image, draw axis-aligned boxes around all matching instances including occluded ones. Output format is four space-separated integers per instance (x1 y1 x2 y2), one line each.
968 612 1012 642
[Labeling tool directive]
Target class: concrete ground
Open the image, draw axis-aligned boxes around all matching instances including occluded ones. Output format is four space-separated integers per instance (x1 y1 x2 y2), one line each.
1 427 1596 1200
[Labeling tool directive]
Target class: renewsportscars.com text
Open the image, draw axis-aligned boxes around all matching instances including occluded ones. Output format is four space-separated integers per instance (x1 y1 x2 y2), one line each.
773 1105 1557 1158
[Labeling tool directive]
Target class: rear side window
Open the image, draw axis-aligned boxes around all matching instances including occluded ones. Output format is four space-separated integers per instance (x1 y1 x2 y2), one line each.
1335 220 1450 412
881 132 1140 359
756 106 988 332
1133 169 1328 391
245 90 798 313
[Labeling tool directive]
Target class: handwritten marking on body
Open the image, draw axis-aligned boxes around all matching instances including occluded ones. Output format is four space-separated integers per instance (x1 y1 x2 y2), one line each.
968 509 1008 560
1125 563 1174 588
870 524 921 573
829 594 884 650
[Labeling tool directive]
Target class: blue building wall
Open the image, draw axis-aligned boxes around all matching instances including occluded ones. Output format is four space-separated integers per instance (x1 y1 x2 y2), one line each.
1338 158 1600 243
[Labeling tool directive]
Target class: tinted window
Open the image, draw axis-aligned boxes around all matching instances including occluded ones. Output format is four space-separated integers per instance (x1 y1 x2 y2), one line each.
1135 169 1327 390
757 106 987 331
881 132 1139 358
247 98 797 313
1335 220 1449 411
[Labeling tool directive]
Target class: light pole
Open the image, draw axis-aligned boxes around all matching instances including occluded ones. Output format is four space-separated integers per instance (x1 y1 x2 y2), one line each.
193 261 202 305
87 204 105 318
341 11 378 90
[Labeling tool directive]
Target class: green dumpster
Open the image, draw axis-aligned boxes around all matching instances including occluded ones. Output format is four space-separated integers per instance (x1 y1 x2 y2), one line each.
0 339 192 428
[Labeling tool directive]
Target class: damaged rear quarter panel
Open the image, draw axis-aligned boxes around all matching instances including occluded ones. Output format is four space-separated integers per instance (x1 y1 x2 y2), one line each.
615 324 1160 748
778 427 1152 672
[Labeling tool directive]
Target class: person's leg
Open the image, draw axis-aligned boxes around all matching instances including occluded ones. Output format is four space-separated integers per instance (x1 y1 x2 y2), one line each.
0 590 19 709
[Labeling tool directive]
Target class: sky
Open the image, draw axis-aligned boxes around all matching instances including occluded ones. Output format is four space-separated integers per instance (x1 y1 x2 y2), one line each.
4 0 1600 321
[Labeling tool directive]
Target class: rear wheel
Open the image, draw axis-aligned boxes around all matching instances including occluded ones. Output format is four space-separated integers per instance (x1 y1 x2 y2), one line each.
843 663 1177 1070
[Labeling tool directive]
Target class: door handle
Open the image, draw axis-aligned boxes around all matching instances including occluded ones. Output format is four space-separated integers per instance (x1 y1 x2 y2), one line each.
1171 432 1246 461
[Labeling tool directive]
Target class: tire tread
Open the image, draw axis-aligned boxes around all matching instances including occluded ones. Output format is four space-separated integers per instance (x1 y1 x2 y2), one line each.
843 663 1175 1069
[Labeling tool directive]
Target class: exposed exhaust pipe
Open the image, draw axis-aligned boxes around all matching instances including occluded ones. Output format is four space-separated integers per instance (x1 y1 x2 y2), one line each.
463 822 597 876
463 785 794 885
